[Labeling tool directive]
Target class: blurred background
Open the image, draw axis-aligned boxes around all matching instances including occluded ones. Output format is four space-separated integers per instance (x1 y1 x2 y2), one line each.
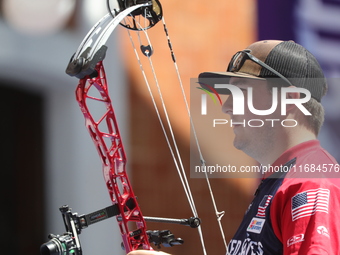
0 0 339 255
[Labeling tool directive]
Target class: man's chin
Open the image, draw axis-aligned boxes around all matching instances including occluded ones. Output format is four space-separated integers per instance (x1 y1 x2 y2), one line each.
233 138 244 151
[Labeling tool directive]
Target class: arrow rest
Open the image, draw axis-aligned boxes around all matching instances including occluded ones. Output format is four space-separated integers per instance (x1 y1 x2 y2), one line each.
147 230 184 249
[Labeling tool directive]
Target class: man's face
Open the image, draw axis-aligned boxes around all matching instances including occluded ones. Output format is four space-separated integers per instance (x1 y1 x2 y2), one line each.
222 77 282 158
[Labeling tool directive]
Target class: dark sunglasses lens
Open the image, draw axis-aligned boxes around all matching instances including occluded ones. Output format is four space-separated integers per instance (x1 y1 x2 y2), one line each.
228 51 245 72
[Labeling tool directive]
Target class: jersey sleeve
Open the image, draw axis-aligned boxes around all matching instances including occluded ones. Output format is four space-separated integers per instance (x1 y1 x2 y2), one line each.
270 178 340 255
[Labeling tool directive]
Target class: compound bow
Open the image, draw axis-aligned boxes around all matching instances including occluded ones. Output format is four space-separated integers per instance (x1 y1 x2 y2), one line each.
40 1 227 254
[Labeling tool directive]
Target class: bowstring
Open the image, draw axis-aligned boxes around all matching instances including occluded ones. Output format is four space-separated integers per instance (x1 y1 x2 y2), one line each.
121 9 229 255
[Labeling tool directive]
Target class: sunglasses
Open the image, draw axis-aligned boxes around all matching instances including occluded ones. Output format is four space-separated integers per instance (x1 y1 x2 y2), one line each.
227 50 294 87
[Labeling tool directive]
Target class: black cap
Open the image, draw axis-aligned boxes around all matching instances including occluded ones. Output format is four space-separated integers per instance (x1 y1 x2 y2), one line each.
199 40 327 102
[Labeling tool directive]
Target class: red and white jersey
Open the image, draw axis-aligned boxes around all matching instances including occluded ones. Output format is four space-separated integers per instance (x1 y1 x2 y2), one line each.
228 140 340 255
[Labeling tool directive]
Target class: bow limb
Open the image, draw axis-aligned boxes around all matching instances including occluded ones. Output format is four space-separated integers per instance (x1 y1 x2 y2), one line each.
66 3 151 79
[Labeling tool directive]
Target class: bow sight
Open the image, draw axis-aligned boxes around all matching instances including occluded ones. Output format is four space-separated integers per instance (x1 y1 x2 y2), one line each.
40 203 200 255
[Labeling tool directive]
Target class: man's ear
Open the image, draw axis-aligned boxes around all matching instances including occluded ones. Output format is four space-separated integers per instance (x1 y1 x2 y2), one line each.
285 87 301 112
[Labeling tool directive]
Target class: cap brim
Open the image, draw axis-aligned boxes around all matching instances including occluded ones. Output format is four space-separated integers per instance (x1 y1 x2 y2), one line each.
198 72 265 94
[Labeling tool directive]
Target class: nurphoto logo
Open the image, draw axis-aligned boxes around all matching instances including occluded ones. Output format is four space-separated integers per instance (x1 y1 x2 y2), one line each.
198 84 312 128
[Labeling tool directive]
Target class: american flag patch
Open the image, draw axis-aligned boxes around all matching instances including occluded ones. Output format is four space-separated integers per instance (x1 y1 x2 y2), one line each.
256 195 273 217
291 188 330 221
